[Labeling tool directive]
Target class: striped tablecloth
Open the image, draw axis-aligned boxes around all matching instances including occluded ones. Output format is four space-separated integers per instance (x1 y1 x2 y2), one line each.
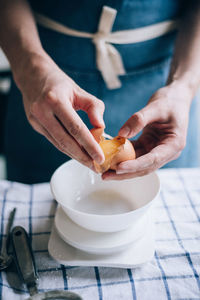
0 168 200 300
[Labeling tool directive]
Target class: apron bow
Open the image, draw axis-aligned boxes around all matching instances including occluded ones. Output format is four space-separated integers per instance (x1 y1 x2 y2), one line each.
92 6 126 89
35 7 178 90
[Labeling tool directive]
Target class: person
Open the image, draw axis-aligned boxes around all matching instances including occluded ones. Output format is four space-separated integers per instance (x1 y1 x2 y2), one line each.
0 0 200 184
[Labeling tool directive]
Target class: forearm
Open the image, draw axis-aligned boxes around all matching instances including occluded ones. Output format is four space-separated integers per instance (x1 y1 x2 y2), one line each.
167 2 200 99
0 0 47 82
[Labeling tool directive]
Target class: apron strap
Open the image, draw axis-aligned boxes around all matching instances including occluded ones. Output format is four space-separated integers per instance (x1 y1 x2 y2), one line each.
35 6 178 90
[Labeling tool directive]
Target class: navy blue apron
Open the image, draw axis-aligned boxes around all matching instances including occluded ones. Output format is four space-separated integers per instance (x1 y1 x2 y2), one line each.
4 0 199 183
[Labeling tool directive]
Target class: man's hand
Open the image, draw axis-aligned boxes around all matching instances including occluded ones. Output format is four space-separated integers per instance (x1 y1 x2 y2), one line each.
102 84 192 180
0 0 105 169
102 1 200 180
16 53 105 169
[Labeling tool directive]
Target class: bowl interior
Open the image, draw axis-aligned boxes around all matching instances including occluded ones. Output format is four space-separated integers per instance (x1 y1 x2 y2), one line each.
51 160 160 216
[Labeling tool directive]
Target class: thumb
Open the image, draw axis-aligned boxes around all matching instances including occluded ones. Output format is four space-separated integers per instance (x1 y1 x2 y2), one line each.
118 102 163 138
76 89 105 128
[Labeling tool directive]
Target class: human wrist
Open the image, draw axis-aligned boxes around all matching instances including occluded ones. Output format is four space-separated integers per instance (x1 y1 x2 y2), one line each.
165 78 196 105
13 49 51 89
167 69 200 101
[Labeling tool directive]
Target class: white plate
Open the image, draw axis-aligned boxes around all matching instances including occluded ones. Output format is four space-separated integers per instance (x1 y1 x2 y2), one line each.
55 206 152 255
49 216 155 268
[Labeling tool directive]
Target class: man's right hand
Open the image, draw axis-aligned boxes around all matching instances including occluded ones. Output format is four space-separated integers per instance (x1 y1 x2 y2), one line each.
15 53 105 169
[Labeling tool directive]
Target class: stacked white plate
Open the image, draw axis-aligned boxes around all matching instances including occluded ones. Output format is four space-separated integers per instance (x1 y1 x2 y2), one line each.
48 160 160 267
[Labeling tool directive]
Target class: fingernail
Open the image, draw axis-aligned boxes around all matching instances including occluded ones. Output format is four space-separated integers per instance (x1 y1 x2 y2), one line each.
116 170 126 174
93 153 104 165
95 113 105 127
100 118 105 127
119 126 130 137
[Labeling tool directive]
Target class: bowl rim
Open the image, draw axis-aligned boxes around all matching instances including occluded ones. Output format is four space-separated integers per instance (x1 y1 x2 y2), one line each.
50 159 161 218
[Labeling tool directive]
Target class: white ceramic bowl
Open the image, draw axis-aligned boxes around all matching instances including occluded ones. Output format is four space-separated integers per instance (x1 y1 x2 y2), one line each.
50 160 160 233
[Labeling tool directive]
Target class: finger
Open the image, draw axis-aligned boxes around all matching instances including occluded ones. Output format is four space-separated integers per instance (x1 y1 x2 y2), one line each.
46 91 105 164
30 115 71 155
31 114 94 169
75 89 105 128
115 142 179 174
102 148 180 181
102 170 151 181
102 150 181 181
118 102 167 138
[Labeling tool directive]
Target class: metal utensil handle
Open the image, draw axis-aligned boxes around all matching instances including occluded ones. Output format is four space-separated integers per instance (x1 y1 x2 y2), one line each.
1 208 16 256
11 226 38 296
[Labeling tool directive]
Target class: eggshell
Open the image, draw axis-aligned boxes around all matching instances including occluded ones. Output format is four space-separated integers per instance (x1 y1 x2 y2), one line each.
90 128 136 173
90 127 104 143
94 136 126 173
110 139 136 170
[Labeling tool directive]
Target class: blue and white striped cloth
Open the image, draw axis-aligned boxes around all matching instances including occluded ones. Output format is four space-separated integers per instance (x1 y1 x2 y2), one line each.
0 168 200 300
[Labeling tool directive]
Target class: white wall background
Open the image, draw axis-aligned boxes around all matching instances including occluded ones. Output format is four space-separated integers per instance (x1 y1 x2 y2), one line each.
0 48 9 71
0 49 9 179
